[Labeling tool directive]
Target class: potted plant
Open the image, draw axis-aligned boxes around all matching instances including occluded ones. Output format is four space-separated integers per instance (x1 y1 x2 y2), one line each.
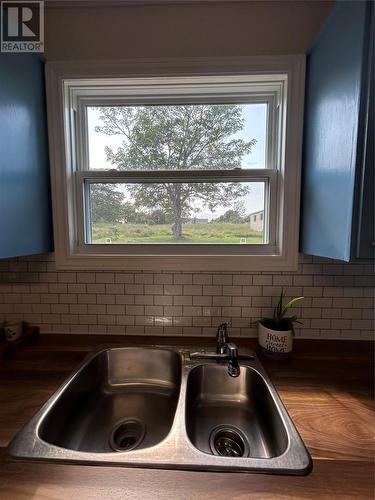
255 289 304 359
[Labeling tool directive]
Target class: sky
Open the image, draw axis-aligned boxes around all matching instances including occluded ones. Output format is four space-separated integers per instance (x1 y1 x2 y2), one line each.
87 104 266 217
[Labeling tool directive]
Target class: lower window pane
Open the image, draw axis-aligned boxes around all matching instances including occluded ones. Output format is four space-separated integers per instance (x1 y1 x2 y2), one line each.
87 182 265 244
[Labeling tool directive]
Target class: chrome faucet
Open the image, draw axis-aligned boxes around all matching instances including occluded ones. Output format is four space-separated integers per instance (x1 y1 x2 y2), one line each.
226 343 240 378
190 322 241 377
216 322 229 354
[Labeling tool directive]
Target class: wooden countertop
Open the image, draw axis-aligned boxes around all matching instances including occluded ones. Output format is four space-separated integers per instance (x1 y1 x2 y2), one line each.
0 335 374 499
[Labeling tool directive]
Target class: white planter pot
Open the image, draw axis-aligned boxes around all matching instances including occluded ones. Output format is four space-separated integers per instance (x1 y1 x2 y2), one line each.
258 322 293 358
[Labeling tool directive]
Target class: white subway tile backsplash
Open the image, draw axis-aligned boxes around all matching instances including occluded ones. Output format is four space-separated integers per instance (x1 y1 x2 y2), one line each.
173 295 192 307
69 304 88 314
48 284 68 294
193 274 212 285
77 294 96 304
77 272 95 283
154 274 173 285
273 276 294 286
58 272 76 283
222 306 242 317
0 254 373 340
98 315 116 325
107 305 125 315
126 305 144 315
144 285 163 295
95 273 115 284
362 309 374 320
203 307 221 317
105 284 125 294
192 296 212 306
173 274 193 285
193 316 211 327
135 274 154 284
51 304 69 314
213 275 233 285
164 306 183 316
87 284 105 293
183 306 202 317
115 273 135 284
252 275 273 285
79 315 97 325
97 294 115 305
88 304 105 314
223 285 242 296
135 295 154 305
322 308 342 319
233 275 253 286
173 316 192 327
125 284 143 295
203 285 221 296
32 303 50 313
342 308 362 319
145 305 164 316
213 296 232 306
135 316 154 326
115 295 135 305
116 315 135 326
155 295 173 306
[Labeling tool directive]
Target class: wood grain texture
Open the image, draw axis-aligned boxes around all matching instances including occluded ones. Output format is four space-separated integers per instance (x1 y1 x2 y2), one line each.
0 335 373 499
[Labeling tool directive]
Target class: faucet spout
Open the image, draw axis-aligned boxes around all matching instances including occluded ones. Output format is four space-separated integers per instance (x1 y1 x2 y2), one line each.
216 322 229 354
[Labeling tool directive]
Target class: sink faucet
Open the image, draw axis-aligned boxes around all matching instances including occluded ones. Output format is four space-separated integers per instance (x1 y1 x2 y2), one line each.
216 323 240 377
216 322 229 354
189 322 241 377
226 343 240 378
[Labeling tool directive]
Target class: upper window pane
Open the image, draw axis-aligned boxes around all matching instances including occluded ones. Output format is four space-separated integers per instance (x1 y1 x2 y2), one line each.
87 103 267 171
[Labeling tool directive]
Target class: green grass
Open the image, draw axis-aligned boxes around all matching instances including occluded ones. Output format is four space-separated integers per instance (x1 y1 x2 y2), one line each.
92 222 263 244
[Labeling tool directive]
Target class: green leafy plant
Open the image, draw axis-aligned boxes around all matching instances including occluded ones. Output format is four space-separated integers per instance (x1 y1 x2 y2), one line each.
255 289 304 332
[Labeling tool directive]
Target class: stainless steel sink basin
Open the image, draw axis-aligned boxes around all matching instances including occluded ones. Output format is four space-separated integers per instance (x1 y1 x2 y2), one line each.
185 364 288 459
8 345 312 475
39 348 181 453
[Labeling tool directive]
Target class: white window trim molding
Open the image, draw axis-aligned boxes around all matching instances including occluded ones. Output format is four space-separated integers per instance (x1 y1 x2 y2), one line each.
45 55 305 271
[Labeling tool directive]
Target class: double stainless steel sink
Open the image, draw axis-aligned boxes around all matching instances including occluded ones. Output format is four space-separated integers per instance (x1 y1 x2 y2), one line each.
8 345 312 474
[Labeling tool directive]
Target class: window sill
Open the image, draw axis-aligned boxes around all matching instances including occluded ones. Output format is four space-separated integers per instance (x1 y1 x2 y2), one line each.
55 251 299 272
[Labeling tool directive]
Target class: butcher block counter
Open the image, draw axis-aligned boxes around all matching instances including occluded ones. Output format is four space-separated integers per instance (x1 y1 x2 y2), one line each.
0 334 373 499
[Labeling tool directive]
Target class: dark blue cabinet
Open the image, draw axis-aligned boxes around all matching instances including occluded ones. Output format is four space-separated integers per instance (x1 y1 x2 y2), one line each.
300 0 374 261
0 54 53 259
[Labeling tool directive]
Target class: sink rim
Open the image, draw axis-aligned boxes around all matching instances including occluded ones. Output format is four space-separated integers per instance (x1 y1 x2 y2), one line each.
7 344 313 475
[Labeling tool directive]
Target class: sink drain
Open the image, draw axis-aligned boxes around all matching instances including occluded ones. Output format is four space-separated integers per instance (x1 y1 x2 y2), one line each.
209 425 249 458
109 419 145 452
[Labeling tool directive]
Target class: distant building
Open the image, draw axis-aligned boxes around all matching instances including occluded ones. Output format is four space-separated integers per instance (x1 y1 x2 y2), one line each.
249 210 264 232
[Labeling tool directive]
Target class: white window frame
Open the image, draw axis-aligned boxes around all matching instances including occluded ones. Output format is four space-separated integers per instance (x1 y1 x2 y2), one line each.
46 56 305 271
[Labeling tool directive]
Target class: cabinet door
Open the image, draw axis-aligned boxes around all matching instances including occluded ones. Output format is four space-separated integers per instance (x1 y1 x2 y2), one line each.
0 54 53 259
355 34 374 260
300 1 370 261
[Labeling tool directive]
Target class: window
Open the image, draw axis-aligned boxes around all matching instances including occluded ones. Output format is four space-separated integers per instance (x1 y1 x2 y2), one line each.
47 57 304 270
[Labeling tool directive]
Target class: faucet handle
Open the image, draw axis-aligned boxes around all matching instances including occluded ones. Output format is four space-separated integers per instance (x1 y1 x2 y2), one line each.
226 342 238 358
219 321 230 328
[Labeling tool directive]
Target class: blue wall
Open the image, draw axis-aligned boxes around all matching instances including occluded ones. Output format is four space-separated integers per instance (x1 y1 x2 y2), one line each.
0 54 53 259
300 1 369 261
